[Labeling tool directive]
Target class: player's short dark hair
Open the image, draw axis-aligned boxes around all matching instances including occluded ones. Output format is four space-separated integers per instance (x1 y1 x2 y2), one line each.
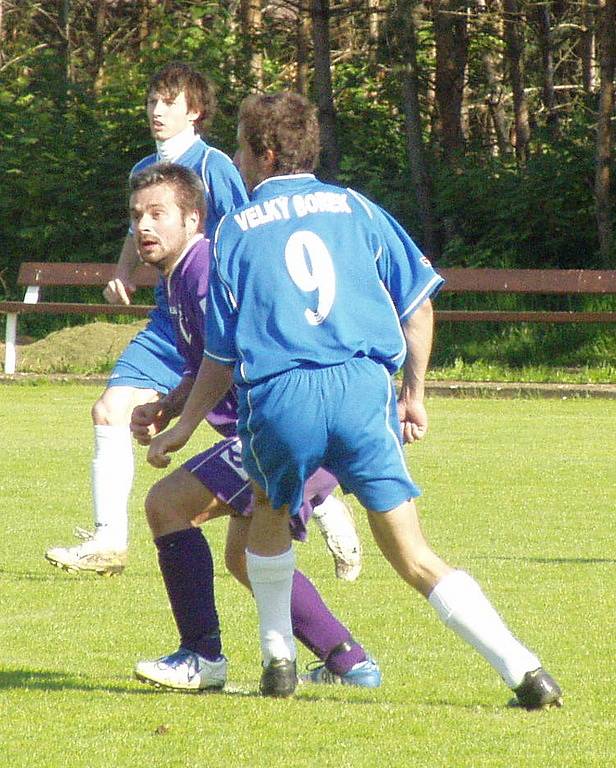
148 62 217 133
239 92 320 174
129 163 206 226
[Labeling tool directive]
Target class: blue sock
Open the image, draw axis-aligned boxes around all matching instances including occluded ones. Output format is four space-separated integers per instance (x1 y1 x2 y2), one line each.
155 528 222 660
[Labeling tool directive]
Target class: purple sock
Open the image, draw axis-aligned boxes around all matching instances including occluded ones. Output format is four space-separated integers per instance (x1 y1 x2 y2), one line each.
291 570 366 675
155 528 222 660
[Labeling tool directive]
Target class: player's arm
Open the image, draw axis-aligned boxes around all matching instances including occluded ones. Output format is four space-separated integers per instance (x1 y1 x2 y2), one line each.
130 375 195 445
146 356 234 468
103 234 140 305
398 298 434 444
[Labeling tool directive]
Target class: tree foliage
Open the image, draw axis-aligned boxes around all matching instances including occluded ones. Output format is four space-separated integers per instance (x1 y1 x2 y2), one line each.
0 0 614 305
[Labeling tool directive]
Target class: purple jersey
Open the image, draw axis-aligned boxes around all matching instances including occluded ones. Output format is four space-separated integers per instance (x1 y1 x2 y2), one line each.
166 235 238 437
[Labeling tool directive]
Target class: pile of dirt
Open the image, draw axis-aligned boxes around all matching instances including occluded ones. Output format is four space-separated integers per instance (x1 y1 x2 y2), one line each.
0 320 147 374
2 321 616 398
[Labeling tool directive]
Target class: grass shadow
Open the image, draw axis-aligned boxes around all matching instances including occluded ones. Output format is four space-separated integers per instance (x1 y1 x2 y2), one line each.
469 555 616 565
0 669 399 706
0 668 158 695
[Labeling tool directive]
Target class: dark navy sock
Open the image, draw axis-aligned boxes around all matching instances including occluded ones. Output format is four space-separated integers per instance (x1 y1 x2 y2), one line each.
155 527 222 660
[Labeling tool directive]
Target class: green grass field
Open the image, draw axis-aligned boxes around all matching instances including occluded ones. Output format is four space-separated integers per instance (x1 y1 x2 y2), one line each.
1 383 615 767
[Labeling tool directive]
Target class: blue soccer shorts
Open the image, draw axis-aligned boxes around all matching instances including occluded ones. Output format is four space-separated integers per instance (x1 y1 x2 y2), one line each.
237 356 420 516
107 325 184 395
184 436 338 541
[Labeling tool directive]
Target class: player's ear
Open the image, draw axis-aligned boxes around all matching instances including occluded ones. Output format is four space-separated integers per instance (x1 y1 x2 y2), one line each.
186 103 201 126
186 208 200 235
261 148 276 175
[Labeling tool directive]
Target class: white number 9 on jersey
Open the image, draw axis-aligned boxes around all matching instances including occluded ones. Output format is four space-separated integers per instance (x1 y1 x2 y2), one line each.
284 230 336 326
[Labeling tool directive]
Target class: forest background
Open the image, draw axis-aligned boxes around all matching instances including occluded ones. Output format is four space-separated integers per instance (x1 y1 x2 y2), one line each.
0 0 615 373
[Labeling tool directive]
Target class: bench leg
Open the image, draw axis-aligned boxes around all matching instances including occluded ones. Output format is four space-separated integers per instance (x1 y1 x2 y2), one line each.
4 312 17 374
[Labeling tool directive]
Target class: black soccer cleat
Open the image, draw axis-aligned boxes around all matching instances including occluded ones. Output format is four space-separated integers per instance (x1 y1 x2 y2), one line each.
512 668 563 710
259 658 297 698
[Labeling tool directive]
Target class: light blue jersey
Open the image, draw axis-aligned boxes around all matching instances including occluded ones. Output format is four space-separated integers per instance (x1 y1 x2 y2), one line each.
109 137 248 393
204 174 443 384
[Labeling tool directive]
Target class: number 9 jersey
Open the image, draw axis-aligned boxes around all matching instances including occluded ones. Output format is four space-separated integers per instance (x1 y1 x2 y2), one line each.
204 173 444 385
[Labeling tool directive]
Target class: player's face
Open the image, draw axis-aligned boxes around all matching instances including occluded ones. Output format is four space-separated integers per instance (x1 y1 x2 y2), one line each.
130 183 199 274
234 123 270 193
147 89 200 141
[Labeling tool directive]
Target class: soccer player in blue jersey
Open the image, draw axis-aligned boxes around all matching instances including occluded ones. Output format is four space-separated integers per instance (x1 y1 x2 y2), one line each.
45 63 361 580
146 91 563 709
125 163 379 690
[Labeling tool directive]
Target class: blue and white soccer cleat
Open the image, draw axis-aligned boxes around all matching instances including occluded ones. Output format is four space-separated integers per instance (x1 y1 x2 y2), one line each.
299 657 382 688
134 648 227 691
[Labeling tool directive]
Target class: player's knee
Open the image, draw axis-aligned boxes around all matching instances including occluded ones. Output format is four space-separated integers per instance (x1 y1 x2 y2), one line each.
91 396 111 426
91 391 128 426
225 546 249 588
224 546 240 577
92 386 144 426
144 483 169 534
405 544 446 594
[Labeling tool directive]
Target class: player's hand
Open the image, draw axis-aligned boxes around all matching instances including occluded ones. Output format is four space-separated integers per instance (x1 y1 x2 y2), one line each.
131 402 170 446
398 397 428 444
103 277 136 306
147 424 192 469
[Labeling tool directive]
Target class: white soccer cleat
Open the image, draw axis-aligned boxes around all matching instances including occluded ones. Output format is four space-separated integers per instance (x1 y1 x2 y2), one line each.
45 528 127 577
135 649 227 691
312 497 362 581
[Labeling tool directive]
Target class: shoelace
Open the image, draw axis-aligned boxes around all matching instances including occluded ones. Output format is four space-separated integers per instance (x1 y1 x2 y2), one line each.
73 527 95 542
303 660 342 683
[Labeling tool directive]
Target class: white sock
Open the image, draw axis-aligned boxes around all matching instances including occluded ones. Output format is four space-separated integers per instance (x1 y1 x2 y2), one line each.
245 548 296 665
91 425 134 550
428 570 541 689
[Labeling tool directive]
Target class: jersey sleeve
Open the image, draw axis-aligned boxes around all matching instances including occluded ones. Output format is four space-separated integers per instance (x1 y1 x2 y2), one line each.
203 238 238 366
371 204 444 321
182 268 209 378
202 150 248 237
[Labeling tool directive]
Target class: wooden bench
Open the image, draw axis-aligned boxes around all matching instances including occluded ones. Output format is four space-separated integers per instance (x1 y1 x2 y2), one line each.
2 263 616 375
437 268 616 323
0 262 158 374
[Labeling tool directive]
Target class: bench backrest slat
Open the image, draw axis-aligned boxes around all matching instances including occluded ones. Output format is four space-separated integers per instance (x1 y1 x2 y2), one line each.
17 262 159 289
439 268 616 294
15 264 616 295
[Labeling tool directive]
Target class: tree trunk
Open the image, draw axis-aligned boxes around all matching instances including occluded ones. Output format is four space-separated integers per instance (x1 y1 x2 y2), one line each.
139 0 161 50
476 0 510 157
595 0 616 263
368 0 380 57
389 0 440 259
503 0 530 164
401 68 441 260
0 0 4 64
296 0 311 95
92 0 107 93
240 0 263 90
534 2 559 138
59 0 73 86
433 0 468 162
579 0 597 95
312 0 340 181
